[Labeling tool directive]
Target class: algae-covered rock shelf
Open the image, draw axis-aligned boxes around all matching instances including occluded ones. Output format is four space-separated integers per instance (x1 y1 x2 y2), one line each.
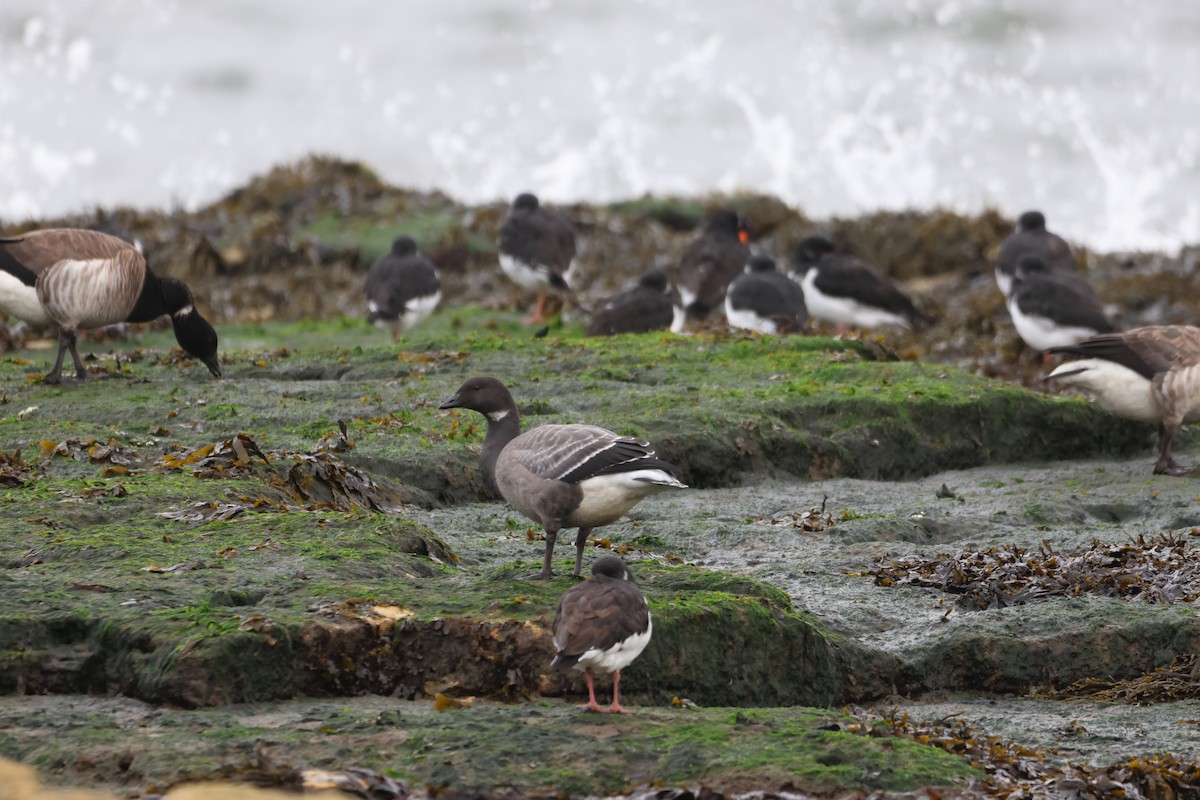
2 312 1199 796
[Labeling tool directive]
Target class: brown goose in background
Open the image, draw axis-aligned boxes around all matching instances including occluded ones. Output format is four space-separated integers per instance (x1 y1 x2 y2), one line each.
1007 255 1115 353
585 268 683 337
677 209 750 322
724 255 808 335
551 556 652 714
497 193 577 324
790 236 932 334
438 376 686 579
363 235 441 341
995 210 1077 297
0 228 220 383
1047 325 1200 476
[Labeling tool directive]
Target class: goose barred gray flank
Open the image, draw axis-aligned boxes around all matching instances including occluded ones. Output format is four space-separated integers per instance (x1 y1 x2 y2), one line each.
995 210 1077 297
498 193 577 324
677 209 750 322
725 255 808 335
363 236 441 341
1047 325 1200 476
790 236 931 333
438 376 686 579
1006 255 1114 352
586 269 682 337
551 556 652 714
0 228 220 384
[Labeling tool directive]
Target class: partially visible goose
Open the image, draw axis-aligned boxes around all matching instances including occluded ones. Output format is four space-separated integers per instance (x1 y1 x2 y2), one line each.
790 236 931 333
586 269 683 336
1047 325 1200 476
995 210 1077 297
551 555 652 714
677 209 750 322
498 193 577 324
363 236 441 341
1007 255 1115 352
725 255 808 335
0 228 220 383
438 376 686 579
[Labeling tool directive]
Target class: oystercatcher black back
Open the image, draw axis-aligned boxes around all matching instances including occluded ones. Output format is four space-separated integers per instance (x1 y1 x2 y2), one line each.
551 555 652 714
1006 255 1114 353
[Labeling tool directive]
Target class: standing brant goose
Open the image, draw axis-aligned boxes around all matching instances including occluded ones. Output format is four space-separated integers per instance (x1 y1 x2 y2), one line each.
586 269 683 337
724 255 808 335
1006 255 1115 353
551 555 652 714
363 236 441 341
438 376 686 579
0 228 220 383
995 210 1077 297
498 193 577 324
677 209 750 322
1047 325 1200 476
790 236 931 334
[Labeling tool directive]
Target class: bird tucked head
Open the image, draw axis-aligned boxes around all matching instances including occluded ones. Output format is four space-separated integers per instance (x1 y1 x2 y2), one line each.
390 236 417 256
591 555 635 583
1017 210 1047 231
513 193 540 212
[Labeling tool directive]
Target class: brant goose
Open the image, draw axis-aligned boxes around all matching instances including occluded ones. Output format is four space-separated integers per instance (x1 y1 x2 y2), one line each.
1047 325 1200 476
790 236 931 333
995 210 1077 297
1006 255 1115 353
498 193 577 324
585 269 683 336
724 255 808 335
438 376 686 579
677 209 750 322
363 236 441 341
551 555 652 714
0 228 220 383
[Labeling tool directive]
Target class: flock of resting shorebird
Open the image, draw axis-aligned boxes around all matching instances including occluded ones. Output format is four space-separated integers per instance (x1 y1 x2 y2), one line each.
1 196 1197 713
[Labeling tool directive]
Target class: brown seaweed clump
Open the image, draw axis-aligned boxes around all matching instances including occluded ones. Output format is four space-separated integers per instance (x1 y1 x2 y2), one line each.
861 533 1200 610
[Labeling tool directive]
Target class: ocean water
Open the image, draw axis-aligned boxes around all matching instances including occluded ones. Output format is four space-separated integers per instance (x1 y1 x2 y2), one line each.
1 0 1197 252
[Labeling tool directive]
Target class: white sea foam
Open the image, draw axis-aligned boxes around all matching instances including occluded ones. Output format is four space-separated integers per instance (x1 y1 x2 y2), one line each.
0 0 1197 253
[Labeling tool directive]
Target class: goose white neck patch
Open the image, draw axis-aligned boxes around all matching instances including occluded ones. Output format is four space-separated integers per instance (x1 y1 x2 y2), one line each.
487 410 510 422
173 304 195 319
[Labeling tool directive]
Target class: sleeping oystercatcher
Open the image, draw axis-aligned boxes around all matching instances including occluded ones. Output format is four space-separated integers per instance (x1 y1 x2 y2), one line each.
1006 255 1114 353
790 236 931 333
724 255 808 335
995 210 1077 297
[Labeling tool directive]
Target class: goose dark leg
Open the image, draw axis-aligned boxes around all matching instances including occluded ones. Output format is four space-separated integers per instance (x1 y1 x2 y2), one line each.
572 527 592 577
534 527 558 580
68 332 87 380
44 329 74 384
1153 425 1189 476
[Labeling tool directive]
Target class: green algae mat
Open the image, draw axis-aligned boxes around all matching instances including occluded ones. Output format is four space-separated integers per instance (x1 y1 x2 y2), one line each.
0 311 1153 795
